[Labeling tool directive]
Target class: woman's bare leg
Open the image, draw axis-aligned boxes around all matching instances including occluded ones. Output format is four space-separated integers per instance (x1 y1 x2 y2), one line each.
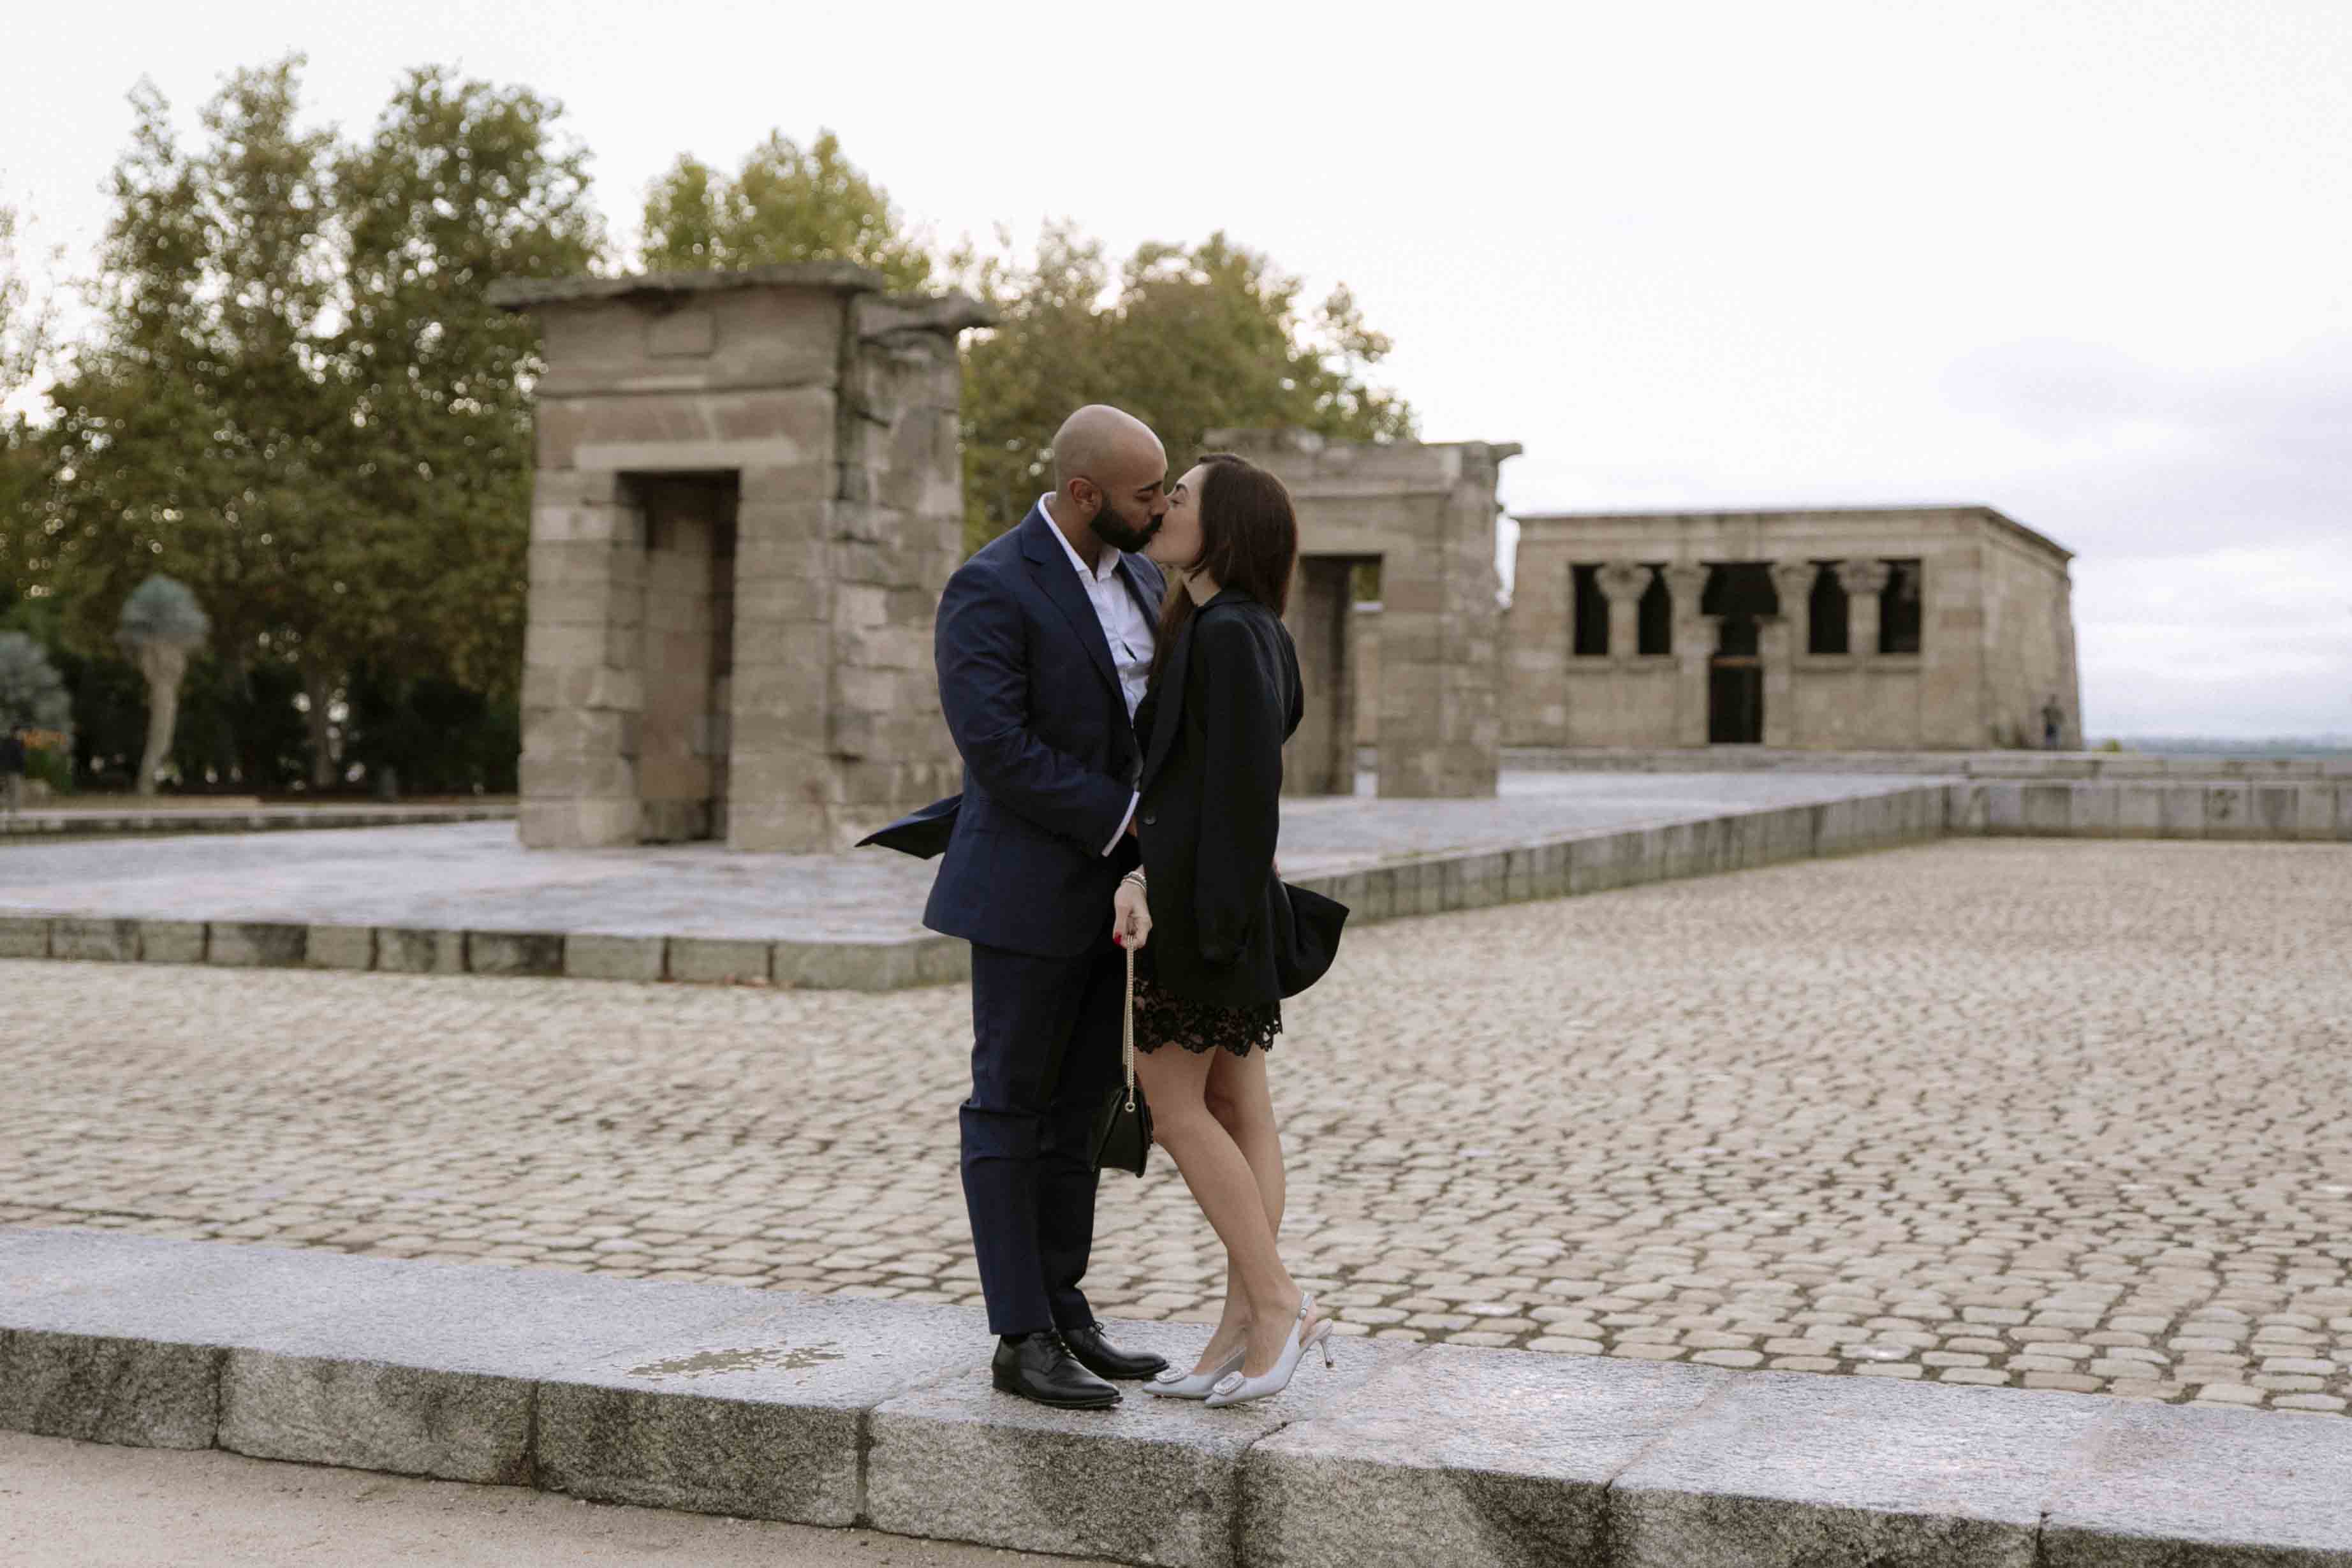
1191 1048 1290 1372
1135 1043 1304 1377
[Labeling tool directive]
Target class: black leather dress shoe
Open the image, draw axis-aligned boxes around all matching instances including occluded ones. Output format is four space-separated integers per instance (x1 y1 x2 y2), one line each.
992 1332 1121 1409
1058 1321 1170 1381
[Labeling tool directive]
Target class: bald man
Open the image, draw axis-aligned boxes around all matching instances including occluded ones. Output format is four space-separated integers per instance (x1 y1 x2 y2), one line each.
905 405 1174 1407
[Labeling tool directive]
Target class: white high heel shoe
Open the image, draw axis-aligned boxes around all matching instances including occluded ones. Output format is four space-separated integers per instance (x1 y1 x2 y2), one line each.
1143 1342 1246 1399
1203 1294 1334 1409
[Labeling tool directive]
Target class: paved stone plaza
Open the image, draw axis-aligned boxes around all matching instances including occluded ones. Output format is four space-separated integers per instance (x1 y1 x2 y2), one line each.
0 771 1915 940
4 839 2348 1416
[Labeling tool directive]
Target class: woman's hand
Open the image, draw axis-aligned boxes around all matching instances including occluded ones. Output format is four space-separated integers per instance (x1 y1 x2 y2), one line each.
1113 876 1152 950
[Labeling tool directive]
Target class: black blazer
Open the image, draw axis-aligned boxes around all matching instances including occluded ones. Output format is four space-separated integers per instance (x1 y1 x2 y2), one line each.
863 505 1165 958
1135 589 1347 1009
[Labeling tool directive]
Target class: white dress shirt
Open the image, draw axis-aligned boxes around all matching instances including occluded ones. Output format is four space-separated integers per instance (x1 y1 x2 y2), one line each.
1039 494 1154 853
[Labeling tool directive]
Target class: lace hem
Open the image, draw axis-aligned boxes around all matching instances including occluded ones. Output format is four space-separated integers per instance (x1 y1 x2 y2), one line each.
1133 972 1281 1057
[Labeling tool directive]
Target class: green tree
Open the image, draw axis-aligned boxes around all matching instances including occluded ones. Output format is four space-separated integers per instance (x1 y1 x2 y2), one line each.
952 224 1414 552
0 194 50 399
0 629 70 733
641 129 931 289
333 65 603 699
1 193 57 613
40 58 601 788
41 61 350 781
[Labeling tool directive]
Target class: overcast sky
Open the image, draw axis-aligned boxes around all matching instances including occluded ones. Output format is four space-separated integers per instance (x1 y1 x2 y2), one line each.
4 0 2346 739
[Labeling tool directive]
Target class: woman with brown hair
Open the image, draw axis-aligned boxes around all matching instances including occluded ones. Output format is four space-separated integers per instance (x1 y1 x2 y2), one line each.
1112 451 1347 1409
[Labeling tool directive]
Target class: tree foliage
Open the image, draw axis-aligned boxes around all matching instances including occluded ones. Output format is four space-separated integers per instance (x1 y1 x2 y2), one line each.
27 57 598 787
633 129 1415 555
332 64 602 694
0 195 51 398
640 130 931 291
952 224 1415 551
0 629 71 732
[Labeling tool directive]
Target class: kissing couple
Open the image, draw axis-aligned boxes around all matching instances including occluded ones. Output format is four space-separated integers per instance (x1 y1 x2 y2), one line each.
866 405 1348 1410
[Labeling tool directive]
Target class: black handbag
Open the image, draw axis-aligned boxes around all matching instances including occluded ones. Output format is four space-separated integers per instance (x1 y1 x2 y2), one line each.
1090 944 1154 1176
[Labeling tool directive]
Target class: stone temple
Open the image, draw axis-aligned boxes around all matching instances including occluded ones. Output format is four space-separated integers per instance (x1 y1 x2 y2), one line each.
1503 506 2082 751
494 261 2089 856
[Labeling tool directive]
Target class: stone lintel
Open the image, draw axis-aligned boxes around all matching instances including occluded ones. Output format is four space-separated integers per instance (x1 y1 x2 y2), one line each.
488 261 889 312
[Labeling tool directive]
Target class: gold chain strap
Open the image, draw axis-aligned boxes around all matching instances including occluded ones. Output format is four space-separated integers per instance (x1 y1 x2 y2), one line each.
1122 942 1138 1112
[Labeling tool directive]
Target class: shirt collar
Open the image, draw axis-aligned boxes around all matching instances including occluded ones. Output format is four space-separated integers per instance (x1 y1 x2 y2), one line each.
1038 493 1122 584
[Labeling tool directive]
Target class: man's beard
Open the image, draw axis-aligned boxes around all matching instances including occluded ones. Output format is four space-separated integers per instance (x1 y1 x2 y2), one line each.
1090 506 1159 555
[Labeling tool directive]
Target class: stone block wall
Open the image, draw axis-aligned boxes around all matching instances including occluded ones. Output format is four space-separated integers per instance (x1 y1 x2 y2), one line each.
496 265 987 853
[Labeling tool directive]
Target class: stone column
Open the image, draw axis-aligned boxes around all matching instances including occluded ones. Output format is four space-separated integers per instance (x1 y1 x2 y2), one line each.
1837 559 1892 657
1768 562 1814 657
1501 530 1569 746
1595 561 1651 661
1759 615 1795 746
1663 564 1710 746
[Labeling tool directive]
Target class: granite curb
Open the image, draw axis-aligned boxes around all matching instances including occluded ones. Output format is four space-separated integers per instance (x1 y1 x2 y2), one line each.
1508 745 2352 782
1948 779 2352 842
4 1229 2347 1567
0 915 972 992
0 803 518 840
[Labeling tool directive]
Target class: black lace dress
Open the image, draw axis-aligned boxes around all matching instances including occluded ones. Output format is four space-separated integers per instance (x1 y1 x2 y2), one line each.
1131 687 1282 1058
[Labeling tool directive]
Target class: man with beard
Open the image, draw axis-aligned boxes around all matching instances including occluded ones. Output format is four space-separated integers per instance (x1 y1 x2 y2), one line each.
904 404 1173 1407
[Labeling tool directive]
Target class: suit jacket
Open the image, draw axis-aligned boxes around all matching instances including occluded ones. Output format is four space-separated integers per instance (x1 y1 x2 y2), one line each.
872 504 1166 958
1134 589 1347 1009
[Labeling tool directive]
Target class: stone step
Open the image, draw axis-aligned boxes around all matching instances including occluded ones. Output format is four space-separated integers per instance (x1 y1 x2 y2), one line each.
3 1229 2345 1567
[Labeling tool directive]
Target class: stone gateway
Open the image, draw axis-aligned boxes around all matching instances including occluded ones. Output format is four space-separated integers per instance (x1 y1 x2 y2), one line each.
491 263 990 853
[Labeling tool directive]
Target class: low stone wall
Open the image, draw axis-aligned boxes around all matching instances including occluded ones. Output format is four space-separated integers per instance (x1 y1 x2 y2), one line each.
0 916 968 993
1 803 518 840
1291 783 1950 921
1510 745 2352 780
1950 780 2352 842
8 777 2332 993
4 1229 2344 1566
0 785 1953 992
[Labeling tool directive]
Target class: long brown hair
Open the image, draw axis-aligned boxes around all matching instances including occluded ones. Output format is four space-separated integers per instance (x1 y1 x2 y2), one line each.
1150 453 1298 680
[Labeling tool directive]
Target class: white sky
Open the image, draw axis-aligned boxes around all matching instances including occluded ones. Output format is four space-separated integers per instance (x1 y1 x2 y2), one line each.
4 0 2347 738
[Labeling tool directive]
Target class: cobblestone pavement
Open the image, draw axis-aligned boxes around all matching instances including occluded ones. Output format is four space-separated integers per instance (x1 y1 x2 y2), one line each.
5 839 2349 1416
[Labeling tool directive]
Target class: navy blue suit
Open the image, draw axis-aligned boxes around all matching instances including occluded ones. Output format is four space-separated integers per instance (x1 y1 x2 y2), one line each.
925 504 1165 1335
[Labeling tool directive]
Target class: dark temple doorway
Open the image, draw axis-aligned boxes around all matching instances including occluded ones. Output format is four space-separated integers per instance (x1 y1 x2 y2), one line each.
1701 562 1777 745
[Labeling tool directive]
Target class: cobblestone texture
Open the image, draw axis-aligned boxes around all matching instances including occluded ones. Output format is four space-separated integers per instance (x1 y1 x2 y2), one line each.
4 839 2348 1416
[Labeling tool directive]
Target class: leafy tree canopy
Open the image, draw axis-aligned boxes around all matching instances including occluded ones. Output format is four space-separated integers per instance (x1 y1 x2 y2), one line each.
952 224 1415 552
640 129 931 291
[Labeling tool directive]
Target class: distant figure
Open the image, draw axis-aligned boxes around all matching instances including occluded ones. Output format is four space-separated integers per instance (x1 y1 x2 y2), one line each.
2041 694 2066 750
0 725 26 816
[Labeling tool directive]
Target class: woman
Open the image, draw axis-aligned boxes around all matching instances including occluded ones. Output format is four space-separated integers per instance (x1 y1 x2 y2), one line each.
1112 451 1347 1409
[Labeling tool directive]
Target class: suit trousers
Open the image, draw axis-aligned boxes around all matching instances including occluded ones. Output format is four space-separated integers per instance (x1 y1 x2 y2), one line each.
960 931 1125 1337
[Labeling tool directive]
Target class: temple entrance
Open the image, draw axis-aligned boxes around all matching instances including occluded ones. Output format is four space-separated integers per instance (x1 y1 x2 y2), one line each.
1709 656 1764 744
1283 555 1372 795
1701 562 1777 746
628 472 739 842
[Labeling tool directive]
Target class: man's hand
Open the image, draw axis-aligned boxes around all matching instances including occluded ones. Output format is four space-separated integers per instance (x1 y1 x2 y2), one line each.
1112 878 1152 951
